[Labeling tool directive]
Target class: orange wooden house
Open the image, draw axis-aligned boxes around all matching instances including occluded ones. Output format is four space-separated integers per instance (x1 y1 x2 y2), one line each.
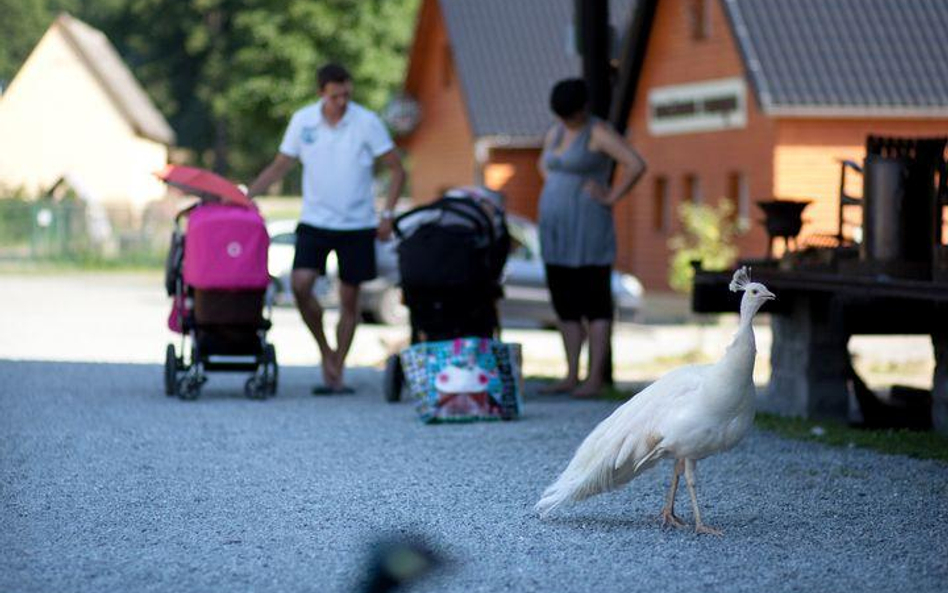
398 0 634 219
400 0 948 290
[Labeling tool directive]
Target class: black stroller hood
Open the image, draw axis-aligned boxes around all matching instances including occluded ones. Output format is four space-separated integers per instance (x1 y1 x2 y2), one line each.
394 193 510 291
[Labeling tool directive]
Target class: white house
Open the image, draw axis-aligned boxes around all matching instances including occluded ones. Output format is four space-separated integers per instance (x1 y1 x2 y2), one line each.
0 13 175 209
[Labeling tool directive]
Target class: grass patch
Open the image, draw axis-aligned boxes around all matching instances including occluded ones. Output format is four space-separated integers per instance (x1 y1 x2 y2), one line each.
754 413 948 463
0 255 164 273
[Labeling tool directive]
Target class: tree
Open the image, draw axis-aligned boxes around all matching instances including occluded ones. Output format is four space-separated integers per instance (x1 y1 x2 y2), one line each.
0 0 50 88
2 0 419 181
667 200 742 293
76 0 419 181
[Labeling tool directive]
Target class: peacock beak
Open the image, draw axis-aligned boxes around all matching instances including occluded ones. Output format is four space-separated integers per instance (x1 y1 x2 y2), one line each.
763 290 776 301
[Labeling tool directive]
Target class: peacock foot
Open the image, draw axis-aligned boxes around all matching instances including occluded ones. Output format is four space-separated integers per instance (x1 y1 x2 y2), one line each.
694 523 723 536
660 509 686 529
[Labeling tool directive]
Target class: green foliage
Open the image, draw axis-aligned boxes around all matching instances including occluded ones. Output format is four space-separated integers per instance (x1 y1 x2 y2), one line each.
77 0 420 181
3 0 420 182
0 197 36 247
667 200 742 293
0 0 49 86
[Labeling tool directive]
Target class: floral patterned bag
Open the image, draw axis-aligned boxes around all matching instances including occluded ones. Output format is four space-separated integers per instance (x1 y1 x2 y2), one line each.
400 337 523 423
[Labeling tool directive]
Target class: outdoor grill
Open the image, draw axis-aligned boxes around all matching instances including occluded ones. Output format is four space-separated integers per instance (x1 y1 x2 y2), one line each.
756 199 810 258
692 136 948 433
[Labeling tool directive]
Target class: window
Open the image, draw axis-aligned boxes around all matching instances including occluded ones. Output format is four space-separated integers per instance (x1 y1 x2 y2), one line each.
942 204 947 246
647 78 747 136
728 171 750 229
684 174 702 204
653 176 670 232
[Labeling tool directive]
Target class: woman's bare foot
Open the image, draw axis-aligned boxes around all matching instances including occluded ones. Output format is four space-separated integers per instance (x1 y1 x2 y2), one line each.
538 379 579 394
571 380 603 399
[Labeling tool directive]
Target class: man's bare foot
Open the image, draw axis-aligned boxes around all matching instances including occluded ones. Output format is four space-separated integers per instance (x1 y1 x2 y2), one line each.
331 359 347 391
321 350 340 386
538 379 579 394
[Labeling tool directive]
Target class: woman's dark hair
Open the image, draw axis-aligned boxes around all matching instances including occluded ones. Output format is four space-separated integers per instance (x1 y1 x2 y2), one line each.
549 78 588 119
318 63 351 90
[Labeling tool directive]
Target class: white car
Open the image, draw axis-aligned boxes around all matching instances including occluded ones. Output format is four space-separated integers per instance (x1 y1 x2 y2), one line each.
266 220 406 324
499 215 643 327
267 215 643 327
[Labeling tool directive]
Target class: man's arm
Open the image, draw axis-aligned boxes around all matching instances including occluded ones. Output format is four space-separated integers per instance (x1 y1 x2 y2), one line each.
376 149 405 240
246 153 297 199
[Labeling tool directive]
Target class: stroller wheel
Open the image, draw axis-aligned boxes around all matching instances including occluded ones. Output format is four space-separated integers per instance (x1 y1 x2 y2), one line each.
263 344 278 396
164 344 178 396
177 375 201 400
383 353 404 403
245 376 267 400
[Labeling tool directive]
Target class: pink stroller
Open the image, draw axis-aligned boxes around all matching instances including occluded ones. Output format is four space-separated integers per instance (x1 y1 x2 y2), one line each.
159 165 277 400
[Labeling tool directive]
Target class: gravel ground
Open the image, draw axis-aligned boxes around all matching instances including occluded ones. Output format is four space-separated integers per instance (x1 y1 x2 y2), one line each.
2 360 947 593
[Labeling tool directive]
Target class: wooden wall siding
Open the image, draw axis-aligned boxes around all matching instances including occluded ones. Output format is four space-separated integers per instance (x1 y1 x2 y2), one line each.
401 0 476 204
486 148 544 219
621 0 776 289
773 118 948 245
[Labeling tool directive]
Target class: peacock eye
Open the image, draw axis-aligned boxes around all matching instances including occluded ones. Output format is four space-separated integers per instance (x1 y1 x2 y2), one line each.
751 289 757 294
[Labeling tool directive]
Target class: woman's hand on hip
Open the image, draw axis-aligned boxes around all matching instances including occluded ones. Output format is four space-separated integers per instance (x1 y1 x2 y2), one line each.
584 180 613 206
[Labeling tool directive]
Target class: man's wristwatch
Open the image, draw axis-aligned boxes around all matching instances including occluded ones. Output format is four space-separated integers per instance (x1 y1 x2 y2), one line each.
380 209 395 221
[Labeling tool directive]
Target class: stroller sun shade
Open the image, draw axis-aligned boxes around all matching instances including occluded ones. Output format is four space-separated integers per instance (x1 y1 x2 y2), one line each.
183 203 270 290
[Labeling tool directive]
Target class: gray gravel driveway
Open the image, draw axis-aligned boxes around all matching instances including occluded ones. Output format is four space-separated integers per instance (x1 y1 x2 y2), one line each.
2 359 947 593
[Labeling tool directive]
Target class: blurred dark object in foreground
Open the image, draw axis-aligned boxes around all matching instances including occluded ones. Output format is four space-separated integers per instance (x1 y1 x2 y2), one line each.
357 536 441 593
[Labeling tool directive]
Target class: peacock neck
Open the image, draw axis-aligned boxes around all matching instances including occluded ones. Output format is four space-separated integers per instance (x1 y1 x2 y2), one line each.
720 322 757 382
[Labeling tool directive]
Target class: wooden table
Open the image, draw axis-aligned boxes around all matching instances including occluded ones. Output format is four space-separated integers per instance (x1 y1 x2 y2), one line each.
692 266 948 433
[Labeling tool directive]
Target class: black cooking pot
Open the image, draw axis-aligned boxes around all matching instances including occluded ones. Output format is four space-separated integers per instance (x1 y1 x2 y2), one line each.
756 199 810 238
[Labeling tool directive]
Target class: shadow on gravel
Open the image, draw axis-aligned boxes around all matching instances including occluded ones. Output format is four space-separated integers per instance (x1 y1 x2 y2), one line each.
543 514 655 531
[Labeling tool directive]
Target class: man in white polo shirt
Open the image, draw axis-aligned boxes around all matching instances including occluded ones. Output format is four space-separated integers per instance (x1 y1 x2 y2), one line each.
247 63 405 394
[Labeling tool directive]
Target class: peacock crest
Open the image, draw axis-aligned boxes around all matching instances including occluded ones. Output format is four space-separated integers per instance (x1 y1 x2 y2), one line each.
728 266 752 292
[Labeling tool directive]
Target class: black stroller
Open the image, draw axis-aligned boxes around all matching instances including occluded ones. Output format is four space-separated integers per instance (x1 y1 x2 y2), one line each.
383 187 510 402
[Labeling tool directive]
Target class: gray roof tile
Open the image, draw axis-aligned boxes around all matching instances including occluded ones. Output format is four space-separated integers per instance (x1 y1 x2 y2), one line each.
439 0 635 141
723 0 948 113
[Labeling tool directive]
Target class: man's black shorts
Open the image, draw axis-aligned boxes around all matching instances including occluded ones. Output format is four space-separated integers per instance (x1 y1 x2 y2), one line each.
292 224 377 284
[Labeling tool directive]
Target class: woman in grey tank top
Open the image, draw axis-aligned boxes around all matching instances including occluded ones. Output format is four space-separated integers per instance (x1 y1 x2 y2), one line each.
537 79 646 397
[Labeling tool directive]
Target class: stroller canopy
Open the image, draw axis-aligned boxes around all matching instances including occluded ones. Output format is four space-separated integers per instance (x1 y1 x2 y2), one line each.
156 164 252 207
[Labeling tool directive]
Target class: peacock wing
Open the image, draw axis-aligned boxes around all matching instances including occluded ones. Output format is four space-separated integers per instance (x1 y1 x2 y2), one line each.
611 366 706 473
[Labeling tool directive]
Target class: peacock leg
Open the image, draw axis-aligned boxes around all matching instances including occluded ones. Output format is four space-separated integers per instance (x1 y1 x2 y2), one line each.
660 458 686 528
684 459 722 535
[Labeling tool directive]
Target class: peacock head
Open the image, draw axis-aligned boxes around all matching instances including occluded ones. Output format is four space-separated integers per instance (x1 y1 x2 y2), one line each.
729 266 775 317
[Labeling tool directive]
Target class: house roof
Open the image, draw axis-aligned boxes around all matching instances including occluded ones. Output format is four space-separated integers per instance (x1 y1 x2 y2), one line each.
437 0 636 143
722 0 948 116
56 13 176 144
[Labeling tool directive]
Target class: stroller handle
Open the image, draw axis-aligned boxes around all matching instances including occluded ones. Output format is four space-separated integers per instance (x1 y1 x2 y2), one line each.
393 198 496 247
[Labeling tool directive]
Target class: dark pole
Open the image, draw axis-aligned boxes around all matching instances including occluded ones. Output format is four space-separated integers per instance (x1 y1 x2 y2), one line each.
576 0 615 386
576 0 612 118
